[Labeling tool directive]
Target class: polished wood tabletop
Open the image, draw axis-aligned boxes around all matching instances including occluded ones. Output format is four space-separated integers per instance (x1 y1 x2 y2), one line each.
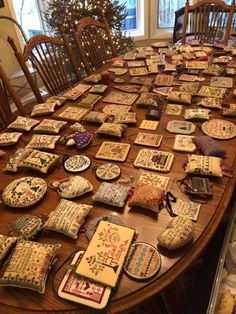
0 50 236 314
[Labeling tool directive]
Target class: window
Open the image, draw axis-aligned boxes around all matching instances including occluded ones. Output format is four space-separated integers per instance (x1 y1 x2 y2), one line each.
119 0 138 31
158 0 186 28
11 0 48 40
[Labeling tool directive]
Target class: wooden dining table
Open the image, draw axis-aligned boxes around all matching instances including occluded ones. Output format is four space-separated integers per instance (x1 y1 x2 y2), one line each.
0 48 235 314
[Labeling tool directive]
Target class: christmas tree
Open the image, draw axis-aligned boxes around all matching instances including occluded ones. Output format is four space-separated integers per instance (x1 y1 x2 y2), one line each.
44 0 134 64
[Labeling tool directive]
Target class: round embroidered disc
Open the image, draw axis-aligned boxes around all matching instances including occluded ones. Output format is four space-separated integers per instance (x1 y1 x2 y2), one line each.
95 163 121 181
9 215 43 239
64 155 91 173
201 119 236 140
2 177 47 208
124 242 161 281
85 214 124 241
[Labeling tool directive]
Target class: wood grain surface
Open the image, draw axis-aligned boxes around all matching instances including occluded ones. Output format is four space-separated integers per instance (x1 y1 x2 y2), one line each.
0 54 235 314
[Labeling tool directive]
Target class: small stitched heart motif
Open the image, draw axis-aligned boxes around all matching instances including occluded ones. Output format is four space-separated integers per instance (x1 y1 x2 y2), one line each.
73 131 92 149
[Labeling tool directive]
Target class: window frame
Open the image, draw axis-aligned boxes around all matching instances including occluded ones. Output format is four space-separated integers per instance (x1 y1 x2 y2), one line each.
124 0 149 41
150 0 183 40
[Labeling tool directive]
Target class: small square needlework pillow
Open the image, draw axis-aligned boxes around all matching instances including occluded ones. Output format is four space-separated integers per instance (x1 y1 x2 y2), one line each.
185 154 223 177
82 111 109 124
26 134 60 150
128 182 163 214
43 199 92 238
7 116 40 132
30 103 56 117
95 123 127 138
113 112 137 124
4 148 33 172
92 182 130 207
33 119 67 134
0 235 17 264
184 109 210 120
0 132 22 147
19 150 60 174
136 93 158 107
0 240 60 293
46 96 66 107
167 91 192 105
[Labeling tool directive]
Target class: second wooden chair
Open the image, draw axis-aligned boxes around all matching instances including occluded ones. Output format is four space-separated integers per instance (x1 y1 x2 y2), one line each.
182 0 235 45
8 32 81 103
68 16 118 75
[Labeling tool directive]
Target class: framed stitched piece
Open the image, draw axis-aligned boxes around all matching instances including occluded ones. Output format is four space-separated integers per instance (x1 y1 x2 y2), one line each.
123 52 137 60
134 132 162 148
139 120 159 130
129 77 154 85
203 64 223 76
153 87 173 97
108 68 127 75
152 41 170 48
127 61 146 67
226 68 236 76
113 85 141 93
154 74 174 86
134 149 174 172
95 141 131 162
129 67 149 76
210 77 233 89
148 64 159 74
52 105 89 122
198 86 226 99
136 169 170 190
173 135 196 153
102 104 131 115
213 56 231 64
164 64 176 72
165 104 182 115
77 94 102 107
136 47 154 52
180 82 200 95
89 85 108 94
171 198 201 221
58 251 111 309
113 112 137 124
102 91 138 105
185 61 208 69
84 73 102 83
62 84 91 100
178 74 199 82
146 58 164 66
197 98 222 109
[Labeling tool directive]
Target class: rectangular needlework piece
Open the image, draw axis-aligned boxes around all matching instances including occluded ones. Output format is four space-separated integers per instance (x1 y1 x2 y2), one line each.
76 221 134 287
95 141 131 162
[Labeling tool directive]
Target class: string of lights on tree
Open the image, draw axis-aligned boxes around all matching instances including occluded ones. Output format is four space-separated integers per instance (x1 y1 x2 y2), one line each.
44 0 134 74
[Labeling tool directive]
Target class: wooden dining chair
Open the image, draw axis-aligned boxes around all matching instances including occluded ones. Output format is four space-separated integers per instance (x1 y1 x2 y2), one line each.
7 33 81 103
182 0 235 45
68 16 118 75
0 62 26 126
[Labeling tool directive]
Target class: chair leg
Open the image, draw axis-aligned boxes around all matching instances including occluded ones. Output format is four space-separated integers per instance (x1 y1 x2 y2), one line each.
0 63 26 116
